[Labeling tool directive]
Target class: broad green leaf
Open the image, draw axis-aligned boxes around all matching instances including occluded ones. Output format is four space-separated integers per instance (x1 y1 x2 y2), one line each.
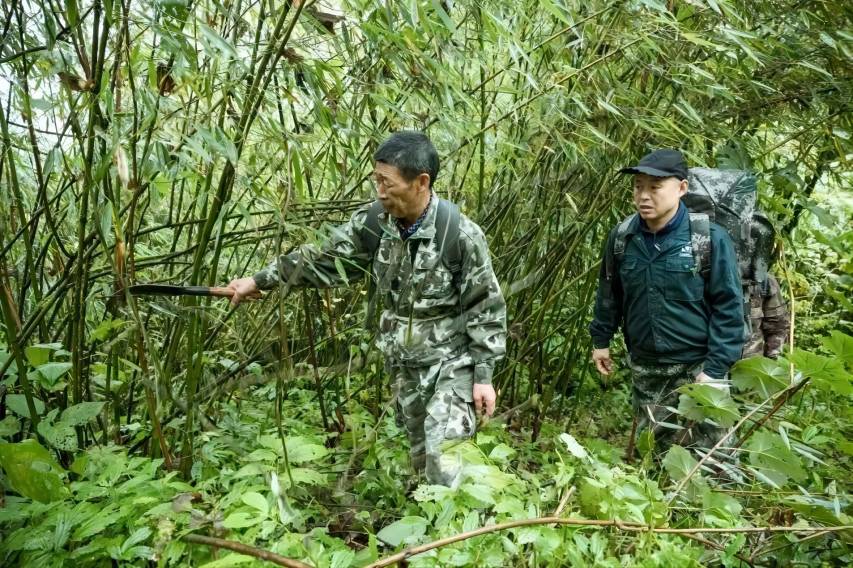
376 516 429 546
823 331 853 369
241 491 269 517
5 394 45 417
24 343 64 367
285 437 329 464
330 550 355 568
0 415 20 438
677 383 741 428
681 31 721 49
461 483 496 506
352 534 379 566
731 357 789 397
61 402 105 426
38 418 78 451
70 454 90 475
488 443 515 464
0 439 66 502
290 467 327 486
746 431 806 487
430 0 456 31
786 349 853 395
221 511 263 529
516 526 543 545
559 433 590 461
198 23 238 59
37 362 73 385
412 484 454 503
701 489 743 527
66 0 79 25
661 445 696 481
585 124 616 148
246 449 278 462
538 0 573 25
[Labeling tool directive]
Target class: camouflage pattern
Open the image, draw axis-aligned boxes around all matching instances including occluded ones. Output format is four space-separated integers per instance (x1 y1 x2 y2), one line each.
742 275 789 359
252 193 506 384
252 193 506 486
629 359 728 456
684 168 757 280
391 354 475 486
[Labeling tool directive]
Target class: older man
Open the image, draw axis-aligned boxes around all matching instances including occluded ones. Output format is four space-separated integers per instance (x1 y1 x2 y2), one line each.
227 131 506 486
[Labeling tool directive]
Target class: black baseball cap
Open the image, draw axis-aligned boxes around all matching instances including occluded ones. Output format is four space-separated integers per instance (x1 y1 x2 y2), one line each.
619 149 688 180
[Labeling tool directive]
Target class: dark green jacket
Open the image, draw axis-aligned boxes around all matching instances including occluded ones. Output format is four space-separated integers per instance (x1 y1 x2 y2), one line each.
589 208 745 379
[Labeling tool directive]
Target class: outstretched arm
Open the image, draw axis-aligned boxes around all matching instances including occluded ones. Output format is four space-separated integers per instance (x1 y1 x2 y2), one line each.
248 207 375 295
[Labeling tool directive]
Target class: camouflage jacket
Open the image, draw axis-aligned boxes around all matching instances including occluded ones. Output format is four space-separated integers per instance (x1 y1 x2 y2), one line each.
742 274 789 359
252 194 507 384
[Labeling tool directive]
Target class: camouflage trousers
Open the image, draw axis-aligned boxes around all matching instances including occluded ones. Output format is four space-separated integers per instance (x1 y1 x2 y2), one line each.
629 359 727 457
389 354 476 487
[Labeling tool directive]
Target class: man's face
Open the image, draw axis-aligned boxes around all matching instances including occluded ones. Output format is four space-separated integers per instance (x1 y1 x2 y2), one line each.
632 173 687 224
373 162 428 218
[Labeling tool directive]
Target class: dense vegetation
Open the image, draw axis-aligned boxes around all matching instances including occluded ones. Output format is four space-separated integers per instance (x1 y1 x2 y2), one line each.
1 0 852 565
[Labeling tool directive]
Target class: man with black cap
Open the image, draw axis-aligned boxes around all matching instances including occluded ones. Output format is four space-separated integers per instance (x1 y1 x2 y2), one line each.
589 149 745 457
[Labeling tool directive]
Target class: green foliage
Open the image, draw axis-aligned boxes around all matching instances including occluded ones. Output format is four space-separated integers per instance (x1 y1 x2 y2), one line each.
785 349 853 395
0 439 67 503
1 0 852 565
745 431 807 488
731 356 789 397
677 383 741 428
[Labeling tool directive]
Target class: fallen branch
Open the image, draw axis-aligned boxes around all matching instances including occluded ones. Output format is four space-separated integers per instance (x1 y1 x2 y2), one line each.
552 485 576 516
679 533 755 568
667 390 775 503
184 534 312 568
733 378 810 450
365 516 853 568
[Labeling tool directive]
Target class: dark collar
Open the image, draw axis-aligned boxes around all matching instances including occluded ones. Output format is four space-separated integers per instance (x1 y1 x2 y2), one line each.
395 193 434 240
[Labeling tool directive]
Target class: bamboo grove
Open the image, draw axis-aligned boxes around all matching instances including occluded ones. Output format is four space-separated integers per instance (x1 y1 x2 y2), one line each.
1 0 852 565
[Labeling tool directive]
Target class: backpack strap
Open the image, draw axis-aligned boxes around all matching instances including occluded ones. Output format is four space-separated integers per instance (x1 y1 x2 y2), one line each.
361 198 464 322
362 200 386 328
605 213 637 281
435 199 463 289
688 213 712 280
361 200 386 259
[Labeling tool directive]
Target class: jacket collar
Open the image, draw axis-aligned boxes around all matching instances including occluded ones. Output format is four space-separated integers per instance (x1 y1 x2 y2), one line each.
626 202 688 236
379 193 439 241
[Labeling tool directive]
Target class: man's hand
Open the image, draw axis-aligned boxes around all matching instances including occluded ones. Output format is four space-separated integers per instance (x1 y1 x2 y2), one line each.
695 370 729 391
226 276 260 307
592 348 614 376
473 383 496 418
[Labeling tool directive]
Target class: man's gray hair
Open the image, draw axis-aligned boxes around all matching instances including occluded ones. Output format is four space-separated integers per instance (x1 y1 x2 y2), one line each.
374 131 439 188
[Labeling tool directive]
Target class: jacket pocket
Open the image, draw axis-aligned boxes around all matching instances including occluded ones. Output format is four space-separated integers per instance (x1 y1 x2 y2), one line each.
419 265 454 299
664 257 704 301
619 257 639 277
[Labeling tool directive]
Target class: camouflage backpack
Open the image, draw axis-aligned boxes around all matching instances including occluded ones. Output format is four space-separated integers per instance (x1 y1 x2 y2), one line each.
605 168 776 338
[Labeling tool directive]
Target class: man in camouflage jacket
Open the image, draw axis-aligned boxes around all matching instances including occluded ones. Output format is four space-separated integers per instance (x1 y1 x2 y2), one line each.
227 132 506 487
742 274 789 359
